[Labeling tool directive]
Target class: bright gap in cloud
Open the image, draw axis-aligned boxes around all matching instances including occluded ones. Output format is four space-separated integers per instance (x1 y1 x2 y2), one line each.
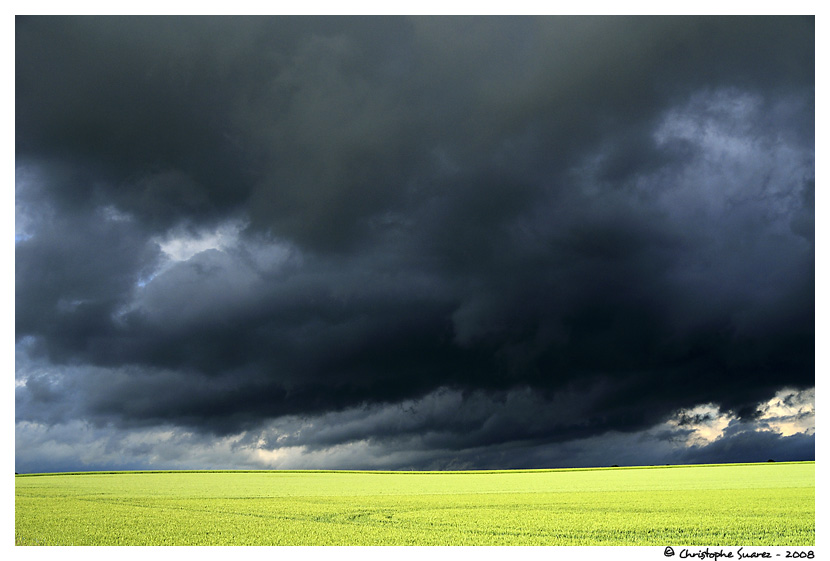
665 403 736 447
756 387 815 437
112 219 301 326
156 219 248 262
665 387 815 448
133 219 250 288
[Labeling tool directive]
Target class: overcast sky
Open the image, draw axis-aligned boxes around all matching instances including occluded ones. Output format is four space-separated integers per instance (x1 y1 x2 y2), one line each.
15 16 814 473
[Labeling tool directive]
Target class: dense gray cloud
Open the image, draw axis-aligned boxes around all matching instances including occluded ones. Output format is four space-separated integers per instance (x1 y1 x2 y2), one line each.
16 16 814 472
15 384 814 473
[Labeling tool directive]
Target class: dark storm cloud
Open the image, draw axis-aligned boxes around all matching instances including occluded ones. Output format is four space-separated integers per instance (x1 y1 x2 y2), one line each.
16 16 814 470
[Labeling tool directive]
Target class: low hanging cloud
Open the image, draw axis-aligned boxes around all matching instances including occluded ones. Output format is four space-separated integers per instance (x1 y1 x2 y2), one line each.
15 16 814 472
15 385 814 473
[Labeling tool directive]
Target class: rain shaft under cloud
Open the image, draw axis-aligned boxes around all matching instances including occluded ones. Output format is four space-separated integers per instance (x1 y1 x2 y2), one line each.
15 16 814 472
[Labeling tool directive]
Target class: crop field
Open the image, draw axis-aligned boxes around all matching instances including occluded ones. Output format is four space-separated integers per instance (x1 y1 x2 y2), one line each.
15 461 814 546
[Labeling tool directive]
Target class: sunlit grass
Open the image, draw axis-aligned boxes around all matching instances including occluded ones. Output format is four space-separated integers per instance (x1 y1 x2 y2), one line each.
15 462 814 546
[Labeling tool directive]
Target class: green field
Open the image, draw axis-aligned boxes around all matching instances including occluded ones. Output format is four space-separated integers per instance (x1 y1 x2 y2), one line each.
15 462 814 546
